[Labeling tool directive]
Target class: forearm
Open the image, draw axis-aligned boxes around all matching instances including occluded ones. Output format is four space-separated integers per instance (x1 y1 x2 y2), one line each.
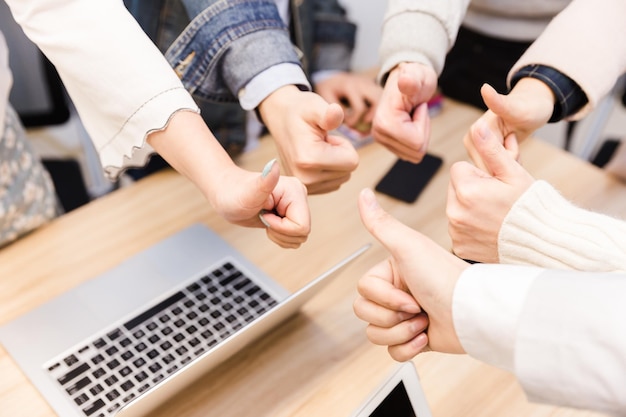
146 110 236 205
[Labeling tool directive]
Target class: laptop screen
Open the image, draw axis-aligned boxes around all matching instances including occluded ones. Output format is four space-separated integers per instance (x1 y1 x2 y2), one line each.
369 381 417 417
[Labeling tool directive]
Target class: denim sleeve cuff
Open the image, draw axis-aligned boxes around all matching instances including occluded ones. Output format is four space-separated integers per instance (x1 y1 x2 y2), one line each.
510 65 588 123
238 63 311 111
165 0 302 103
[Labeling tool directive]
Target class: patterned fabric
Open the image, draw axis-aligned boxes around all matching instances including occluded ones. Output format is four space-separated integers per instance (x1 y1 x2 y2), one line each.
0 105 58 248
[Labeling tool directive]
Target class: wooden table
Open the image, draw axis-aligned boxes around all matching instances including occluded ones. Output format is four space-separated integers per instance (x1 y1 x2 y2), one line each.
1 99 624 417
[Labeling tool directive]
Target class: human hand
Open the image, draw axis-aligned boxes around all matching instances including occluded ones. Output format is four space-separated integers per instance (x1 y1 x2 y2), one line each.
371 62 438 163
353 188 468 361
146 111 310 248
465 80 554 171
448 120 535 262
211 159 310 249
259 85 359 194
314 71 382 134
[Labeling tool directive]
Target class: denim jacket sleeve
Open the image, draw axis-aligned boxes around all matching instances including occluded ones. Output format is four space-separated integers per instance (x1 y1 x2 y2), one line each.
165 0 302 103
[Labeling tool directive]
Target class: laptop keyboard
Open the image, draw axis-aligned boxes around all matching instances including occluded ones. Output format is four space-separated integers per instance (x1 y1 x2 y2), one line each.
44 260 278 417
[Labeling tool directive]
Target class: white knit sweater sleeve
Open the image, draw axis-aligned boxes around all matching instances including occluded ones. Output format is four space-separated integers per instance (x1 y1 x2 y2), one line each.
378 0 470 82
498 180 626 272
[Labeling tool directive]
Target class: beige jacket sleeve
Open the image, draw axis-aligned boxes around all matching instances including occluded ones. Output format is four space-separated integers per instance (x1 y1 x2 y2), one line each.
5 0 199 179
498 180 626 272
508 0 626 119
377 0 470 83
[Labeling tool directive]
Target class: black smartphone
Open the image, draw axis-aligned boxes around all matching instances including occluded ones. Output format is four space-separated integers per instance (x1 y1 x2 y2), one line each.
375 154 444 203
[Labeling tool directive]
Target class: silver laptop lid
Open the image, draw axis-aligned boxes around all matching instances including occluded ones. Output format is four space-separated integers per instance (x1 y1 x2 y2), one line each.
0 224 369 417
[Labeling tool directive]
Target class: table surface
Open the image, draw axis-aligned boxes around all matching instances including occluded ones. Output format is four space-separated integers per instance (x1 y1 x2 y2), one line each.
2 99 624 417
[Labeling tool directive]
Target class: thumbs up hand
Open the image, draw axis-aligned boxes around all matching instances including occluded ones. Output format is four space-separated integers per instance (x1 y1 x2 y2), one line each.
464 81 553 172
448 119 535 263
354 188 468 361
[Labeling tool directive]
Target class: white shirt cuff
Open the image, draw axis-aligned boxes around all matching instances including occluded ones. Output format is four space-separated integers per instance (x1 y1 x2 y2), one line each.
237 63 310 111
453 263 543 372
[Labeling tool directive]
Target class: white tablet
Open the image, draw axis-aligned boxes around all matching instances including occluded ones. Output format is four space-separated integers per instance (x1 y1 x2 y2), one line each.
351 361 433 417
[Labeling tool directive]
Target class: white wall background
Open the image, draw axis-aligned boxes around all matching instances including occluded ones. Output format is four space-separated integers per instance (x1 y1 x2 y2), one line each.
340 0 386 71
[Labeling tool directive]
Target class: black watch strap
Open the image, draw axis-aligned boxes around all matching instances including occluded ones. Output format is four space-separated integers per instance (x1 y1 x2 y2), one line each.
510 64 588 123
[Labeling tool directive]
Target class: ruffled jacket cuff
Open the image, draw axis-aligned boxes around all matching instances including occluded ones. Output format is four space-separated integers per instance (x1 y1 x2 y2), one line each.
98 88 199 179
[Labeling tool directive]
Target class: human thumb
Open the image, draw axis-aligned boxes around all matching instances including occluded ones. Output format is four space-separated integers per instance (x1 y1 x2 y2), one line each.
480 83 511 118
358 188 416 259
469 119 517 180
253 158 280 206
319 102 344 132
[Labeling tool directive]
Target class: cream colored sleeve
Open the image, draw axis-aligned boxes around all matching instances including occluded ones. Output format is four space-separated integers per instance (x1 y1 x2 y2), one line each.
5 0 199 179
455 264 626 414
454 263 539 373
508 0 626 119
377 0 470 83
498 180 626 272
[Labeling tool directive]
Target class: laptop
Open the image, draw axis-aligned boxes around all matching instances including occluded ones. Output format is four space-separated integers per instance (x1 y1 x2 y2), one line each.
0 223 369 417
351 361 433 417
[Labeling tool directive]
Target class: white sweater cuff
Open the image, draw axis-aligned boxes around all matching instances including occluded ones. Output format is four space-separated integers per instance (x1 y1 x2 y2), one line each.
498 180 626 272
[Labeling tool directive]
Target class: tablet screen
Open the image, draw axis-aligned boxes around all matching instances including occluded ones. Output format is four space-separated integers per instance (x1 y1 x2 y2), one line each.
369 381 417 417
351 362 432 417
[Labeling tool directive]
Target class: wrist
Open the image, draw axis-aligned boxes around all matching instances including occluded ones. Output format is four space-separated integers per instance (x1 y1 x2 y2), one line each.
258 84 303 125
509 77 555 123
510 64 588 122
381 62 412 87
147 111 236 202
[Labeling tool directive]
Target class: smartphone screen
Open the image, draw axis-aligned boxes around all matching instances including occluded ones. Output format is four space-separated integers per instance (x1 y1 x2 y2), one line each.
374 154 443 203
